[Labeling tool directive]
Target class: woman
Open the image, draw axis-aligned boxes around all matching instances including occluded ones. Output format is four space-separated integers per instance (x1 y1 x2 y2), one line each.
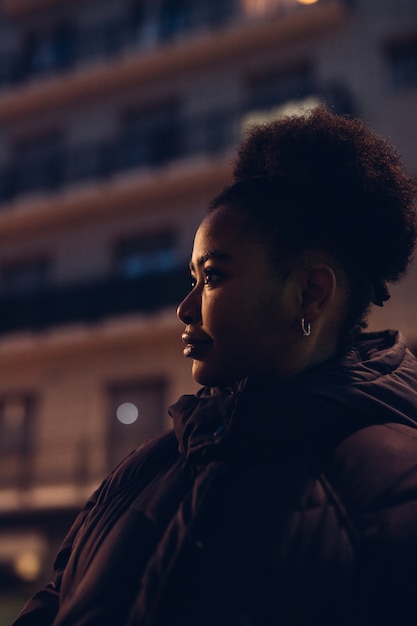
13 107 417 625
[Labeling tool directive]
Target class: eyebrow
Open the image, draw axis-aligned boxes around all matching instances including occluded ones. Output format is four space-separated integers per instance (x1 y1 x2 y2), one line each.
189 250 232 270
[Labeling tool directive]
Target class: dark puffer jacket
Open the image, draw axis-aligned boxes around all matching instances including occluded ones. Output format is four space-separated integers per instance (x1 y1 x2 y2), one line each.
13 331 417 626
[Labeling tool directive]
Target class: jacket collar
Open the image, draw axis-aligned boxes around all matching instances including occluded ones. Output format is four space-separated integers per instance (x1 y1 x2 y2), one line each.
169 331 417 464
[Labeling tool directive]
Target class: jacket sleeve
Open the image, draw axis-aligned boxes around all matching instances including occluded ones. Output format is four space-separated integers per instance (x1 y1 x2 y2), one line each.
11 486 102 626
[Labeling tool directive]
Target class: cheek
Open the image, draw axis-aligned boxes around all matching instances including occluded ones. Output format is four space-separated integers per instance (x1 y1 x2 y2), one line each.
201 291 232 328
202 285 281 349
211 305 260 357
207 287 260 325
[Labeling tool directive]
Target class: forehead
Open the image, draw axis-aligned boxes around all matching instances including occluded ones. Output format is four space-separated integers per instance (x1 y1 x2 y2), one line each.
191 206 274 273
194 206 249 250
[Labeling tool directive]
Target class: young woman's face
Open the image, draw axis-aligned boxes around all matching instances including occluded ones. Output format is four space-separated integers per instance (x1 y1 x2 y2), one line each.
177 206 295 387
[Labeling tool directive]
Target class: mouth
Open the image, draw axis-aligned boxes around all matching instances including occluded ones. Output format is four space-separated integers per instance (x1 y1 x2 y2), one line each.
181 333 212 358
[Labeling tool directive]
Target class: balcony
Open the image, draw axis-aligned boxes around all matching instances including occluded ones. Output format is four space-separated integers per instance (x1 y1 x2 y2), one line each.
0 77 355 211
0 265 189 336
0 0 349 122
0 1 237 88
0 107 239 207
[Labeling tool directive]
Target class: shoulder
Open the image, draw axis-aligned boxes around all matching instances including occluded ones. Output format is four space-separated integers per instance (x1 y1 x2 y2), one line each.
320 421 417 573
323 421 417 510
320 421 417 622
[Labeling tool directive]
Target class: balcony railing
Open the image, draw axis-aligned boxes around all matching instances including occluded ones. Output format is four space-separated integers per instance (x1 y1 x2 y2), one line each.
0 78 356 206
0 265 190 335
0 1 335 90
0 109 240 204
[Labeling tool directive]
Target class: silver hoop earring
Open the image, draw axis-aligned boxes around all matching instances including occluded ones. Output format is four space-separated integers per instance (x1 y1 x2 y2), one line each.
301 318 311 337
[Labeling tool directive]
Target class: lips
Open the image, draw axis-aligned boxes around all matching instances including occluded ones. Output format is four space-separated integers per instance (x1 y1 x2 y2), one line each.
181 332 212 358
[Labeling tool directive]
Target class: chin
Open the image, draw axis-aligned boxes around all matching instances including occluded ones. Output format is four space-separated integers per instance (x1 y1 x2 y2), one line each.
191 367 218 388
191 361 239 389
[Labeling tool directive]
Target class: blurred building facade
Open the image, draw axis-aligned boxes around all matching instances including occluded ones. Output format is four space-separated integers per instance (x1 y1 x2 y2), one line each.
0 0 416 615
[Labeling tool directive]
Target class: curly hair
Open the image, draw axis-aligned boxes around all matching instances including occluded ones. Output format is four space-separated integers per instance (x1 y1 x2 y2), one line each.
209 106 417 342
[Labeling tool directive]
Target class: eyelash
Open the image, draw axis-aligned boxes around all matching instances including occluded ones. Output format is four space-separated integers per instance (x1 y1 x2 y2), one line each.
203 267 217 285
190 267 221 289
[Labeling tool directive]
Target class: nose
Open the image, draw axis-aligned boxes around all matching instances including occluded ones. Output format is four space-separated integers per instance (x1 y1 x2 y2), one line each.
177 286 201 325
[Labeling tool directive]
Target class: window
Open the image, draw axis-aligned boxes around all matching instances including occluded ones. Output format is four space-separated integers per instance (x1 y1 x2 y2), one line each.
12 133 64 195
386 36 417 89
114 230 178 278
123 102 181 169
22 22 76 77
107 380 166 469
188 110 238 155
247 63 316 111
129 1 159 47
0 258 51 295
159 0 192 40
0 394 36 489
129 0 235 45
244 65 320 129
78 17 125 60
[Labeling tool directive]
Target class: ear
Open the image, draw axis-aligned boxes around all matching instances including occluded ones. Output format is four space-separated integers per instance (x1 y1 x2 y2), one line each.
300 264 337 322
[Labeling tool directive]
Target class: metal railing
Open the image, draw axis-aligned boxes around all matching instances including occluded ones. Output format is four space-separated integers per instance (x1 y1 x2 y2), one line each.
0 0 239 89
0 0 333 90
0 108 239 203
0 265 190 334
0 76 357 205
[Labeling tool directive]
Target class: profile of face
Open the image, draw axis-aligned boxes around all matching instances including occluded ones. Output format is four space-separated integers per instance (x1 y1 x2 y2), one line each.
177 206 296 388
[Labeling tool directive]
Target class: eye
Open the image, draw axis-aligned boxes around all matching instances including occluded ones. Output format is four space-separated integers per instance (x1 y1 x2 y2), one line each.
188 267 223 289
203 267 222 285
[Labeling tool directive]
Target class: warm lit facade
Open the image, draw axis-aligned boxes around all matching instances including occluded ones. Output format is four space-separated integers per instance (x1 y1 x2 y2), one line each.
0 0 416 617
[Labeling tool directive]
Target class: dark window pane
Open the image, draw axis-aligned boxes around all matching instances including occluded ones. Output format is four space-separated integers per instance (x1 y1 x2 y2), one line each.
0 394 36 489
22 23 76 76
159 0 192 41
0 258 51 295
247 64 316 110
123 102 181 169
12 134 65 194
386 37 417 89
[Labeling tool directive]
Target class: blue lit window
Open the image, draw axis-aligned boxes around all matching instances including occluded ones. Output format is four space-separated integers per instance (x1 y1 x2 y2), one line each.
115 230 178 279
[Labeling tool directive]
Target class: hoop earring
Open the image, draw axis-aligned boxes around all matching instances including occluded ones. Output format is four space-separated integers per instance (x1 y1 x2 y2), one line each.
301 318 311 337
